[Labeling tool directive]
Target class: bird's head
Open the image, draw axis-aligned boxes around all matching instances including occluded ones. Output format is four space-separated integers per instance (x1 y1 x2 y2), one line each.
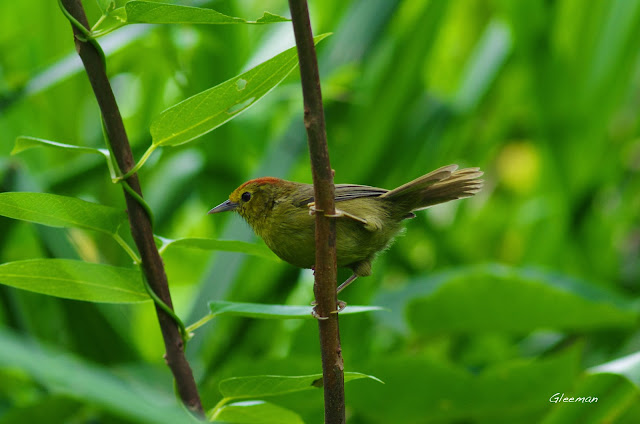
208 177 292 229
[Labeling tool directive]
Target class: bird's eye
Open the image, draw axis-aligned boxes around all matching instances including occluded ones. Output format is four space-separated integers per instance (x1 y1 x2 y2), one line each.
241 192 251 202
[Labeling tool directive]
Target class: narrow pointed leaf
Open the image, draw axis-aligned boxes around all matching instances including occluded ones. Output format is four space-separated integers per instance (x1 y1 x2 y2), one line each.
211 401 302 424
96 0 115 15
12 136 110 157
0 330 191 424
453 20 512 112
123 1 289 25
0 192 126 236
350 348 582 423
158 237 279 262
208 301 385 320
406 264 638 335
0 259 148 303
92 2 288 36
541 371 637 423
0 395 81 424
219 372 383 399
150 34 330 147
12 137 119 180
589 351 640 390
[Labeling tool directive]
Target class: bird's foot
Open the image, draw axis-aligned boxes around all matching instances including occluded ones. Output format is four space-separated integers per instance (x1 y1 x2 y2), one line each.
311 300 347 320
307 202 369 226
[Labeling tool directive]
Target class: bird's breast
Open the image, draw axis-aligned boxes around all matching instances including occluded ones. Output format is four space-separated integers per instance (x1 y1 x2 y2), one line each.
254 199 402 271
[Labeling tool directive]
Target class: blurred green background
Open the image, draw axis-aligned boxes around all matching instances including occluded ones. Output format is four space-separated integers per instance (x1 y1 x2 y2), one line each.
1 0 640 423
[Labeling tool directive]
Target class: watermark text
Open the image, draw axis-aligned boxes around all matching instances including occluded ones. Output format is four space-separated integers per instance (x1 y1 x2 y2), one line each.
549 393 598 404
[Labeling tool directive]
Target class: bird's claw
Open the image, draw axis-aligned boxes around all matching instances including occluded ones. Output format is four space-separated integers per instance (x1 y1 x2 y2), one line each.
308 202 335 217
311 300 347 320
311 307 328 320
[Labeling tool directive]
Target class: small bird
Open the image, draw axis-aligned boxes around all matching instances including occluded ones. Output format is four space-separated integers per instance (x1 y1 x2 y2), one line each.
209 164 483 294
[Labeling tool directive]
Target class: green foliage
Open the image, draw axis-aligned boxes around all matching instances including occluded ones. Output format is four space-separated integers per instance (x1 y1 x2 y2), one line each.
92 1 290 37
150 34 329 148
0 259 147 302
122 1 290 25
208 373 380 422
157 236 280 262
207 301 384 320
0 191 126 235
349 347 583 423
218 373 382 399
12 136 119 179
589 351 640 390
405 265 638 334
1 0 640 423
0 329 191 424
210 400 303 424
12 136 109 157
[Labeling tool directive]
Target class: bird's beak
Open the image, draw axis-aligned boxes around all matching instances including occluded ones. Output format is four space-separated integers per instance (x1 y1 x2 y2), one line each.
208 199 238 214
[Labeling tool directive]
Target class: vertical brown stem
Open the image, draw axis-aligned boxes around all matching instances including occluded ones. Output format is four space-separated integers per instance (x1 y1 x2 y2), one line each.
288 1 345 423
59 0 203 415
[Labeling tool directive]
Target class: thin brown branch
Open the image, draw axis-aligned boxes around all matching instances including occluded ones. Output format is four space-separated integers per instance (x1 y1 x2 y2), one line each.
288 1 345 423
59 0 203 415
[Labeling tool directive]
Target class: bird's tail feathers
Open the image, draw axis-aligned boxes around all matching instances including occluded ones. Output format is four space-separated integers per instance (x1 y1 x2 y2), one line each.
382 165 483 211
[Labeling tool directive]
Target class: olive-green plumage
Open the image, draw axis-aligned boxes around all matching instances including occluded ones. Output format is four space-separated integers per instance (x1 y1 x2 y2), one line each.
209 164 483 289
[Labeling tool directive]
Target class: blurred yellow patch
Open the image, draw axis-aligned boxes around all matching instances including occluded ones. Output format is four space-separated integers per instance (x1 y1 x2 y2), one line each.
496 142 540 194
500 229 524 263
67 228 100 263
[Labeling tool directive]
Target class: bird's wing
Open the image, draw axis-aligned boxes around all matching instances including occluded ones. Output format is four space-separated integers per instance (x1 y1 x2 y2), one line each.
334 184 388 202
299 185 388 231
294 184 387 207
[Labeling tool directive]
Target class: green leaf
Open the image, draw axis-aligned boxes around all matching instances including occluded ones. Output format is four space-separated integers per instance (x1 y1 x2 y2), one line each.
123 1 290 25
405 264 638 335
0 259 148 303
0 330 192 424
550 353 640 424
12 137 118 179
589 351 640 390
585 0 640 99
350 348 582 423
0 192 126 236
540 373 638 424
150 33 330 147
157 236 280 262
452 19 512 112
95 0 115 15
12 136 109 157
0 395 81 424
210 400 302 424
91 2 289 36
208 301 385 320
219 372 383 400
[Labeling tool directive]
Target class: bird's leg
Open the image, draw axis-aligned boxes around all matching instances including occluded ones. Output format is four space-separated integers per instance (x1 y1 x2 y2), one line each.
307 202 369 226
337 273 358 294
310 271 351 320
307 202 365 319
